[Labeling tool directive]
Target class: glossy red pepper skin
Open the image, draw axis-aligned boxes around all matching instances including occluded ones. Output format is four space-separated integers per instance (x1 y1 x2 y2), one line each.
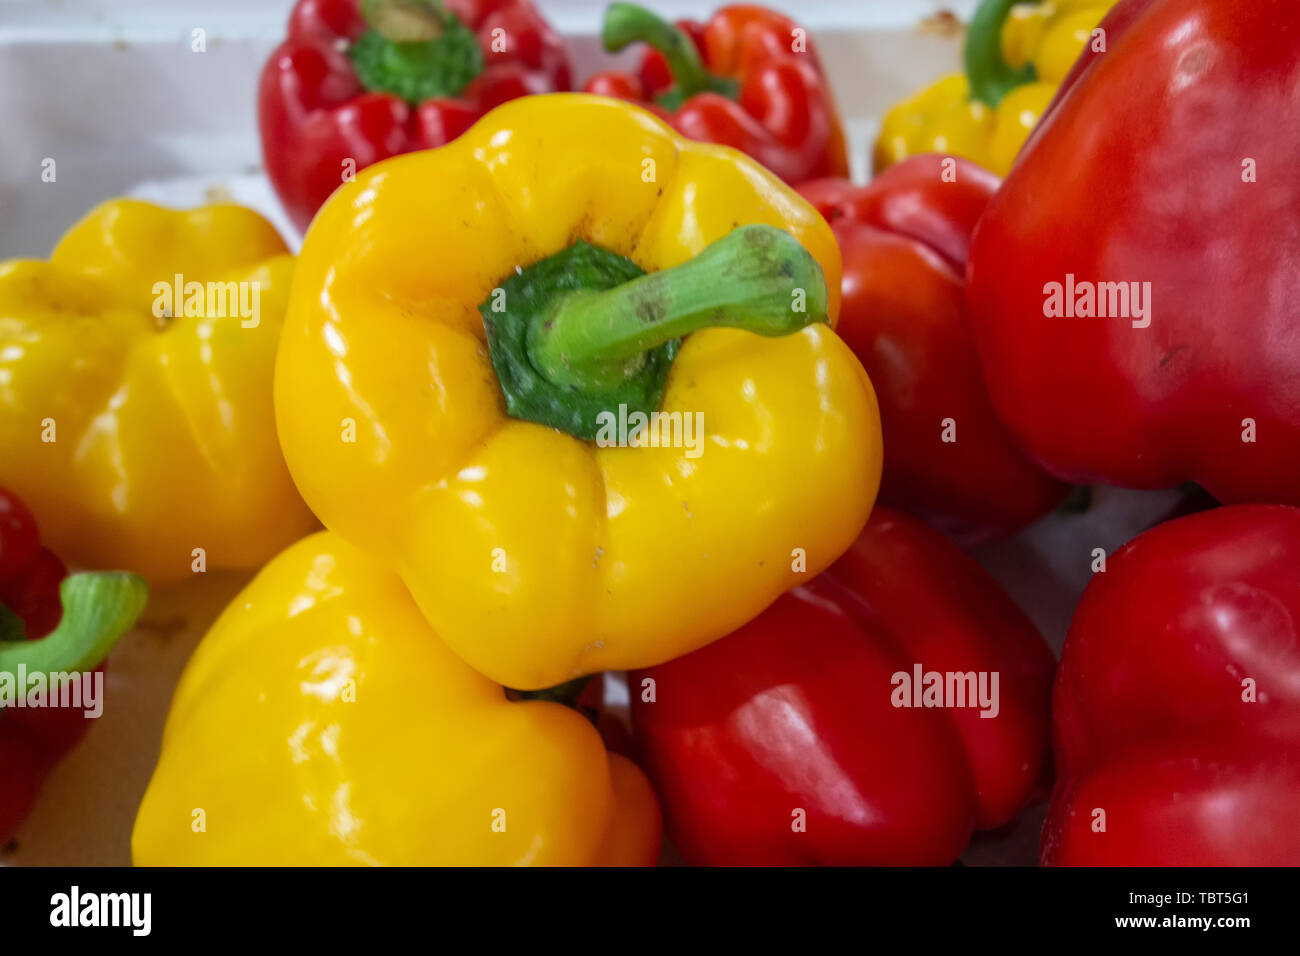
799 157 1066 543
258 0 572 231
630 507 1054 865
1044 505 1300 865
0 489 87 845
967 0 1300 505
584 5 848 184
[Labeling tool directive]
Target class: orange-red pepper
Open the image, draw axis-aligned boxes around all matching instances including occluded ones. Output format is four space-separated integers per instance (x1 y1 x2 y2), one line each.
584 3 847 184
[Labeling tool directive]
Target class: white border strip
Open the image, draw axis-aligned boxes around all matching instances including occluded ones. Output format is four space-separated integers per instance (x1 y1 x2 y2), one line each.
0 0 983 44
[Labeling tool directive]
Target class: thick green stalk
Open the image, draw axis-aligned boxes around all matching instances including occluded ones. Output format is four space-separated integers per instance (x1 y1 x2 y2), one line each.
528 225 827 392
0 572 148 679
965 0 1038 107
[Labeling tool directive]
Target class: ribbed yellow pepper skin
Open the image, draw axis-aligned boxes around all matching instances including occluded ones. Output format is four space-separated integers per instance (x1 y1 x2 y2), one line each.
275 94 882 690
874 1 1114 175
132 532 661 866
0 201 316 581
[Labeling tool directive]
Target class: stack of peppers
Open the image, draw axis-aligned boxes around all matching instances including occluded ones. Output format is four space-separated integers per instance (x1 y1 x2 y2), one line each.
133 92 889 865
3 0 1298 869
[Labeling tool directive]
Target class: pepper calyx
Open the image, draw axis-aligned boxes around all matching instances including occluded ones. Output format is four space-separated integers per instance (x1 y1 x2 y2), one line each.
481 224 829 442
350 0 485 104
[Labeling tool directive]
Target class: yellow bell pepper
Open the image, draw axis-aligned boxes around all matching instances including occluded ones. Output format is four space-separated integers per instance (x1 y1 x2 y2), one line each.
132 531 661 865
874 0 1115 175
0 200 316 582
275 93 883 690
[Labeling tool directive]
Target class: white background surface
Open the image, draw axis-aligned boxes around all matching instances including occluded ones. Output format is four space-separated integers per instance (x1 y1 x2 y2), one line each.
2 1 984 37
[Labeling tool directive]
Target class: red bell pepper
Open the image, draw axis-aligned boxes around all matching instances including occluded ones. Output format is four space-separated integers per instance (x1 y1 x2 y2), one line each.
583 3 848 184
259 0 573 231
0 488 147 846
798 157 1066 543
629 507 1054 865
966 0 1300 505
1044 504 1300 865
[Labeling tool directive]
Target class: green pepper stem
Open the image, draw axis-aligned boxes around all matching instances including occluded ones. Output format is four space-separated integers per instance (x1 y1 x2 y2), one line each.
0 572 148 679
964 0 1037 108
362 0 446 42
602 2 732 101
527 225 828 393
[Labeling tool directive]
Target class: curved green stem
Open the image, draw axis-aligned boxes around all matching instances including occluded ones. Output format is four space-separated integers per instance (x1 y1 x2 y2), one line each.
602 2 738 106
964 0 1038 107
528 225 827 392
0 572 148 679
